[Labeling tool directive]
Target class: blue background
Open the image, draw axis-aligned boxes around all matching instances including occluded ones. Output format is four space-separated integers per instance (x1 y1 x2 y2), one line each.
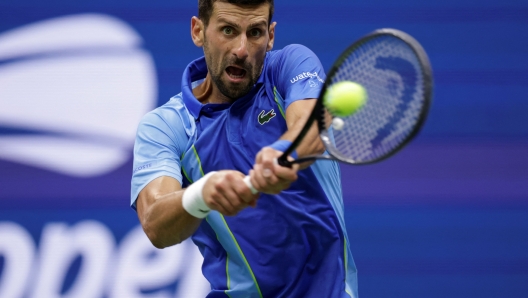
1 0 527 297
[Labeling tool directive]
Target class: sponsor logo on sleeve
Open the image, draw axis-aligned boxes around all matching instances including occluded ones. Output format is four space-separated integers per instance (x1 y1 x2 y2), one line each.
290 71 324 84
133 163 152 174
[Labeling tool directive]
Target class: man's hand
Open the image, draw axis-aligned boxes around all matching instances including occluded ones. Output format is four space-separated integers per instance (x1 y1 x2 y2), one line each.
249 147 299 194
203 171 259 216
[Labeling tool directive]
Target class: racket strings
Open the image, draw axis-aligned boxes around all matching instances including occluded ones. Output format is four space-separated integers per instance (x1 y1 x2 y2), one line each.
327 35 427 163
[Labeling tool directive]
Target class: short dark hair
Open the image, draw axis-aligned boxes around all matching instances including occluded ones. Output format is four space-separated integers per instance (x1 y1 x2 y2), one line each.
198 0 274 27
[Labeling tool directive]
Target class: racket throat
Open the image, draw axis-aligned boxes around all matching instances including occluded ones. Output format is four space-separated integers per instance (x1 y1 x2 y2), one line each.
286 154 336 165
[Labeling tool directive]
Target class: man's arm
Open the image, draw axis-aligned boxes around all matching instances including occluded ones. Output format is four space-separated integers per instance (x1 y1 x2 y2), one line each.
136 176 197 248
249 98 324 194
137 171 258 248
281 98 325 160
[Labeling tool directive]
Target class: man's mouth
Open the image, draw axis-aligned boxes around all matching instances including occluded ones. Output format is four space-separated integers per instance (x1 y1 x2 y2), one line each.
226 66 247 79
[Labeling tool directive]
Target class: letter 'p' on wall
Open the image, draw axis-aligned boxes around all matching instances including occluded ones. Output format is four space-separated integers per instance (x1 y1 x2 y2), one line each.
0 221 210 298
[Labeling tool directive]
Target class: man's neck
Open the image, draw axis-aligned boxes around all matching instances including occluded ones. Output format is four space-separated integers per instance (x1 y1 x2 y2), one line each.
192 74 232 105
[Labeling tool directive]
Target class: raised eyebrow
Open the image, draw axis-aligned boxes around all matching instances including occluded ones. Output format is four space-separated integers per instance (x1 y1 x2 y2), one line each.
217 18 241 29
249 20 268 29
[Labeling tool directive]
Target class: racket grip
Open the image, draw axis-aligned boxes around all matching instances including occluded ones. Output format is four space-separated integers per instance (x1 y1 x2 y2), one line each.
243 176 258 194
243 158 281 194
277 158 292 168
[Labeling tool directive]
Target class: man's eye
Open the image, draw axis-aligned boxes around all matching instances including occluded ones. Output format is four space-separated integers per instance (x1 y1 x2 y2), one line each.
222 27 233 35
250 29 262 37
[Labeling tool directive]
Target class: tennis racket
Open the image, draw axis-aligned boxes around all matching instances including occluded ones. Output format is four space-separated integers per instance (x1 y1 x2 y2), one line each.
244 28 433 192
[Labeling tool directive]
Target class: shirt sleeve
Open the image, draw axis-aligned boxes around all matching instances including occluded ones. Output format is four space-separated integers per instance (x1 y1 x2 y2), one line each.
275 44 326 109
130 107 189 210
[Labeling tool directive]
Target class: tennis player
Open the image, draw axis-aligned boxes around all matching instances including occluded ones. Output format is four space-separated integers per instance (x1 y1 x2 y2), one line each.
131 0 357 297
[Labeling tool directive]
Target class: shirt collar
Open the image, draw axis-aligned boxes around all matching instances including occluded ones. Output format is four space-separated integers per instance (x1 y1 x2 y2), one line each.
181 55 268 119
181 56 208 119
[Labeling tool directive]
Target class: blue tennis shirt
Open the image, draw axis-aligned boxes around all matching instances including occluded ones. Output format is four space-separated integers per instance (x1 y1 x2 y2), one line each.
131 44 358 298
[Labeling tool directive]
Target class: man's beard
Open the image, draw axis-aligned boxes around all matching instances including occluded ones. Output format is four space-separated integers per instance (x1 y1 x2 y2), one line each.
203 41 262 100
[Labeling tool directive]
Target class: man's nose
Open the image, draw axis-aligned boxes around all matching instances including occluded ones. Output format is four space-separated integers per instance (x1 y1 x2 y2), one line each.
233 35 249 61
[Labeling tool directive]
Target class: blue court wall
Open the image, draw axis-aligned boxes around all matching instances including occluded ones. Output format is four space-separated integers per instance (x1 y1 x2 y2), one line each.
0 0 527 297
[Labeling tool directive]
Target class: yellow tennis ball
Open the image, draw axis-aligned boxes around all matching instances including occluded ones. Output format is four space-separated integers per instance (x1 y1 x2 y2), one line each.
324 81 367 117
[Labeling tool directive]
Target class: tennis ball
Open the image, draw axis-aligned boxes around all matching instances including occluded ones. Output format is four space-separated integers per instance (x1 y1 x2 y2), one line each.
324 81 367 117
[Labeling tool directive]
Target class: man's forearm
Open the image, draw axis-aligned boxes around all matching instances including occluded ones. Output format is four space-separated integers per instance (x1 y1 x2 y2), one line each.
282 99 325 167
138 189 202 248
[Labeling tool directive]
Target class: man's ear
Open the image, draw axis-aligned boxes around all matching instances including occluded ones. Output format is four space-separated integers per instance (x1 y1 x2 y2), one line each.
191 16 205 47
267 21 276 52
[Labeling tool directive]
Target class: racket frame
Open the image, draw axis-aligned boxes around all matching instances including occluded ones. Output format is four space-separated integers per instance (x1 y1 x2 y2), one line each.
278 28 433 166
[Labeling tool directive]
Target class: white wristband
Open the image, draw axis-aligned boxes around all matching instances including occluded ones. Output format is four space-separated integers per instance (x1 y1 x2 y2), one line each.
182 171 217 218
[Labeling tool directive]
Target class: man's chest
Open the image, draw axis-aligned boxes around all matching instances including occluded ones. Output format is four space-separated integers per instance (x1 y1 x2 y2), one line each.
181 88 288 184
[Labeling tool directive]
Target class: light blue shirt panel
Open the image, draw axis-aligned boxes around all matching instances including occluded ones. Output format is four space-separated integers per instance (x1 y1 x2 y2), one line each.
130 95 195 209
274 44 326 109
311 159 358 298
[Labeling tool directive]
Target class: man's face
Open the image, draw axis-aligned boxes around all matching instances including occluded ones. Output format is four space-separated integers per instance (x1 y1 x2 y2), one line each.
199 2 275 101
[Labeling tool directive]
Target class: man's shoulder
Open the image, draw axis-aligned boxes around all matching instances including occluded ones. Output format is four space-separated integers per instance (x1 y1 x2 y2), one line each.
148 93 184 117
139 93 195 137
268 44 316 62
265 44 320 77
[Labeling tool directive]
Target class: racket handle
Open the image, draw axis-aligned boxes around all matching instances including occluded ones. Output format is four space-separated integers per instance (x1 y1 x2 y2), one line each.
277 158 292 167
243 176 258 194
243 158 282 194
